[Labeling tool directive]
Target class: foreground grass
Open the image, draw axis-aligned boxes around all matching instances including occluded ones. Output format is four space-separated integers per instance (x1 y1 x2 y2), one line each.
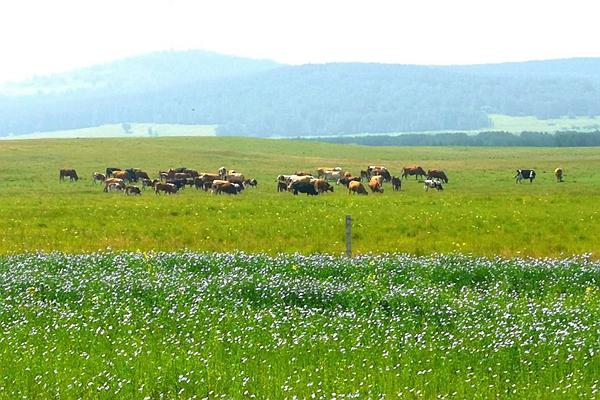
0 137 599 257
0 252 598 399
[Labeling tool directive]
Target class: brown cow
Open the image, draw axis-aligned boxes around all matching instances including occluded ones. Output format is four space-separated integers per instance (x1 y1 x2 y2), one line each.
391 176 402 191
226 174 245 185
402 166 427 180
348 181 368 195
427 170 448 183
59 169 79 182
111 170 131 182
211 180 241 195
368 166 392 182
103 178 125 192
314 179 334 193
154 182 178 195
368 177 384 193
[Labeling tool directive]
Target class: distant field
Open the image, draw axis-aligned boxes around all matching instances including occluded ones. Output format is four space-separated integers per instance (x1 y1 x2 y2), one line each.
3 114 600 140
489 114 600 133
0 136 598 257
0 123 217 140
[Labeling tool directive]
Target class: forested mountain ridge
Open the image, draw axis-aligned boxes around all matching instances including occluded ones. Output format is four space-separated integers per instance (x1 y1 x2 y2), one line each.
2 51 600 137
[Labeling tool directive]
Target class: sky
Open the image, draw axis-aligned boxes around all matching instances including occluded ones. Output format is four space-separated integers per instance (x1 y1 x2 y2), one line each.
1 0 599 83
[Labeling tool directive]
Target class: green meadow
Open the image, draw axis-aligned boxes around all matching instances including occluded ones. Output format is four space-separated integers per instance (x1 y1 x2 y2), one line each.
0 136 598 257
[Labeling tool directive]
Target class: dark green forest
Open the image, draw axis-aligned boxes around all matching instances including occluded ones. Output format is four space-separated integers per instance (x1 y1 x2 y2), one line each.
314 131 600 147
2 51 600 137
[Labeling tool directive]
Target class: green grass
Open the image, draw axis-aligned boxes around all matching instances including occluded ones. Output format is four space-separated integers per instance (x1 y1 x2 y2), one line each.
0 123 217 140
0 136 599 257
0 252 598 398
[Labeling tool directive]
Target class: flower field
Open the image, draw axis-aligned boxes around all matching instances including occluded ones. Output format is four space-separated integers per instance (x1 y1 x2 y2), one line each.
0 252 598 399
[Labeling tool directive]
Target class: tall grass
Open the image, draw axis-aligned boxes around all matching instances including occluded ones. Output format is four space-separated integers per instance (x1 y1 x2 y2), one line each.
0 252 598 398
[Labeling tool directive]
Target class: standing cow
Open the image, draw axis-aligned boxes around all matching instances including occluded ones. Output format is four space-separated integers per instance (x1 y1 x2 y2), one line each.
555 168 564 182
515 169 536 183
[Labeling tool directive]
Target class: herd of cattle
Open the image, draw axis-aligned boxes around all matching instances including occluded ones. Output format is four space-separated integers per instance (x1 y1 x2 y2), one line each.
276 166 448 195
57 165 565 196
59 167 257 195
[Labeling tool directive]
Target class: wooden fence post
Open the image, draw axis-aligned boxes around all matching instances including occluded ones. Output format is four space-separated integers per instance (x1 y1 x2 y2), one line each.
345 215 352 257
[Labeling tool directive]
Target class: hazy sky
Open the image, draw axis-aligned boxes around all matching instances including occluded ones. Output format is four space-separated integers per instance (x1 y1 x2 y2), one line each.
1 0 599 83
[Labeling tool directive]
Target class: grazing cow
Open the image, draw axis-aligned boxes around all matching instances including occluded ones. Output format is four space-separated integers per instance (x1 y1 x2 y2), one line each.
424 179 444 191
244 178 258 188
360 169 370 180
402 166 427 180
111 170 131 182
154 182 178 195
427 170 448 183
107 182 125 192
226 173 245 185
103 178 125 192
125 186 141 196
337 176 362 186
368 177 384 193
92 172 106 184
391 176 401 191
348 181 368 195
555 168 564 182
105 167 121 178
515 169 536 183
368 166 392 182
290 181 319 196
211 180 241 195
59 169 79 182
314 179 334 193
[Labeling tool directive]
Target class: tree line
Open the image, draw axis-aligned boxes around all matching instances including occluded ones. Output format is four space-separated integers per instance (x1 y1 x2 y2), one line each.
314 131 600 147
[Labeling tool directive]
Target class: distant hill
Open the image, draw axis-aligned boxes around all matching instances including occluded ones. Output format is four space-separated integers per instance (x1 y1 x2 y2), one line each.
2 51 600 137
0 50 281 96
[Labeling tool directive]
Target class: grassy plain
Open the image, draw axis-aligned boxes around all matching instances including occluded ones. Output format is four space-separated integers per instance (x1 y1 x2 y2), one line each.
0 137 599 257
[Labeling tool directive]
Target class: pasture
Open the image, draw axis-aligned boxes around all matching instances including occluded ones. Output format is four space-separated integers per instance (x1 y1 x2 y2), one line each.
0 252 598 398
0 137 599 257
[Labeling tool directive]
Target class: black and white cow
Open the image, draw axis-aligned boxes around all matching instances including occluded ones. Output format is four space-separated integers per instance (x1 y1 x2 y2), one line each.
515 169 536 183
424 179 444 191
